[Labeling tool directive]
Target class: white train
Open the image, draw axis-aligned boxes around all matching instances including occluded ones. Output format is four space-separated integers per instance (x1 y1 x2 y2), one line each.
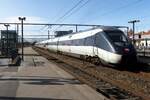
36 26 137 65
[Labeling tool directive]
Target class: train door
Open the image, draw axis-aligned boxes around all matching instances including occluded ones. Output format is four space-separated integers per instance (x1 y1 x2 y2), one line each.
69 35 72 53
56 38 60 52
93 34 98 56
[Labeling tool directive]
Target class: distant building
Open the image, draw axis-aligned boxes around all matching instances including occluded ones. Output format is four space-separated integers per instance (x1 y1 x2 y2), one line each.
137 34 150 47
0 30 18 56
130 31 150 48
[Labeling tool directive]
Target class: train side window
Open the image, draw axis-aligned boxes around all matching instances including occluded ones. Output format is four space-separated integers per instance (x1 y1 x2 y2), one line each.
84 36 94 46
95 32 113 52
84 38 87 45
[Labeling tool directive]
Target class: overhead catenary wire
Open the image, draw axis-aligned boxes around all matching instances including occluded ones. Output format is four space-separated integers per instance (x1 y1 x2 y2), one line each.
53 0 141 32
54 0 84 23
40 0 84 31
96 0 143 18
52 0 91 33
40 0 84 32
58 0 90 23
41 0 139 35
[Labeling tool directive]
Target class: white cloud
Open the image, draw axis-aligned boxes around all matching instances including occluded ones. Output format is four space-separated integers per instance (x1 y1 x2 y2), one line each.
0 16 48 23
0 16 49 35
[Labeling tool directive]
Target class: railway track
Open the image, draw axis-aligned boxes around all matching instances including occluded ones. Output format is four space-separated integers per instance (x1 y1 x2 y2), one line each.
33 46 150 100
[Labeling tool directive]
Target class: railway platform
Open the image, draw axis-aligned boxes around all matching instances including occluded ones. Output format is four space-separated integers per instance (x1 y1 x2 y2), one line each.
0 47 107 100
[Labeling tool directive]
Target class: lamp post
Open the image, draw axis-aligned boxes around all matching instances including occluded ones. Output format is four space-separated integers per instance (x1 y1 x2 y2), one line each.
18 17 26 61
4 24 10 56
128 20 140 44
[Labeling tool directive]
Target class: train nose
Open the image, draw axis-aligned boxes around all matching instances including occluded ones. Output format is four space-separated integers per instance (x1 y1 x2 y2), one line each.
121 54 137 65
121 47 137 65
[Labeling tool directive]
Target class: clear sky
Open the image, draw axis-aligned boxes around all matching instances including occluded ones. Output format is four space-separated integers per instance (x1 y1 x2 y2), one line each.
0 0 149 36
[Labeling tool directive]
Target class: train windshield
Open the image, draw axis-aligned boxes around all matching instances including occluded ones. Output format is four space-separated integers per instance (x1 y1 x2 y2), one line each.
105 30 129 46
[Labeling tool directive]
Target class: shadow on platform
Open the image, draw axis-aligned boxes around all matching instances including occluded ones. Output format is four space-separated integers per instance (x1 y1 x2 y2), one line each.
0 76 82 85
112 62 150 73
0 96 72 100
0 65 8 67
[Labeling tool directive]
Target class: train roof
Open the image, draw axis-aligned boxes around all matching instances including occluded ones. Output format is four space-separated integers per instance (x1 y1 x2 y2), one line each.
37 26 127 44
97 26 122 31
70 26 124 35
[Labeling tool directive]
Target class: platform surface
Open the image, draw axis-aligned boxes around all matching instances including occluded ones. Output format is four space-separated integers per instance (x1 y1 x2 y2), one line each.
19 47 39 55
0 47 107 100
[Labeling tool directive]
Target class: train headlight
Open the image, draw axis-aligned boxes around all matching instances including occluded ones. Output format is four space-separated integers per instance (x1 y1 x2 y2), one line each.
124 48 130 53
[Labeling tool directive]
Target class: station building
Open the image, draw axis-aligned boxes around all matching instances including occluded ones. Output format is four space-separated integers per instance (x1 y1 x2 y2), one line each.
0 30 18 56
131 33 150 48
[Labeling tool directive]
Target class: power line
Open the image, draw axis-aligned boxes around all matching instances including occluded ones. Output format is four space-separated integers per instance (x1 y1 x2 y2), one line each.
40 0 84 32
54 0 84 23
52 0 90 33
54 0 140 32
58 0 90 23
94 0 143 18
39 5 67 31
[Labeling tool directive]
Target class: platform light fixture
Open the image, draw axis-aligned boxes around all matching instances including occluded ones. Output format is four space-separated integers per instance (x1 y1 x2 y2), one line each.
18 17 26 61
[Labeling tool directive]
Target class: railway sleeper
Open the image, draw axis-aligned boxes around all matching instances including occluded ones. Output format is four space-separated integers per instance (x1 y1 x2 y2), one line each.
60 63 142 99
96 81 111 86
100 88 140 100
70 67 139 99
121 97 142 100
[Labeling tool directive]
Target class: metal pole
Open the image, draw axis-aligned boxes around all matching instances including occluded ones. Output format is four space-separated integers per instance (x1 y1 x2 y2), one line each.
21 20 24 60
133 22 135 44
75 25 78 32
17 24 19 36
15 24 19 48
4 24 10 56
6 26 8 56
127 27 129 37
128 20 140 45
18 17 26 61
48 30 50 39
16 24 19 48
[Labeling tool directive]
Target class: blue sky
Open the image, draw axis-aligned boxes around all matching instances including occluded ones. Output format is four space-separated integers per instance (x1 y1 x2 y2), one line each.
0 0 149 36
